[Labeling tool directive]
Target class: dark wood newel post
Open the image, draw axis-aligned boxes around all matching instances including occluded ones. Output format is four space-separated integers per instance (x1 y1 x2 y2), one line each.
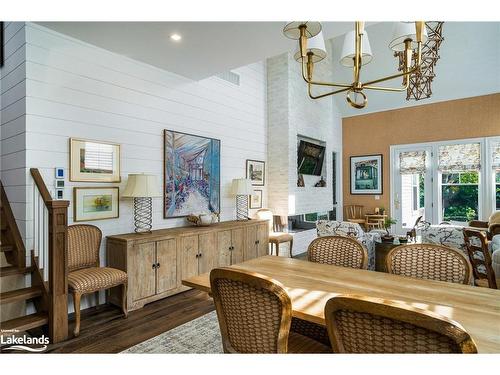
47 200 70 343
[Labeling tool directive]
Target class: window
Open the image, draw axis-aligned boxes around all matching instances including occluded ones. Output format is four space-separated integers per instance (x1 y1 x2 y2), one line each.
411 174 424 211
496 170 500 210
441 171 479 222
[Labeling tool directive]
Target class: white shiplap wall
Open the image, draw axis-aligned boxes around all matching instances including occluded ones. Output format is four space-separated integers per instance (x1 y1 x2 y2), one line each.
1 22 28 240
21 23 267 309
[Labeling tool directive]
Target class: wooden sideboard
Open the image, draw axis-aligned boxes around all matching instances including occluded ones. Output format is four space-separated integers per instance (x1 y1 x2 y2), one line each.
106 219 269 311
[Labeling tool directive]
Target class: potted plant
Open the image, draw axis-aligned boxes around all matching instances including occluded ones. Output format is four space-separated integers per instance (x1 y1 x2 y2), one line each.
379 206 386 215
382 217 397 242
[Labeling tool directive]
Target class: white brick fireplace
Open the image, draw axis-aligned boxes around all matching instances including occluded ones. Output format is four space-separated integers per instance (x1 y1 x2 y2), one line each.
266 42 343 255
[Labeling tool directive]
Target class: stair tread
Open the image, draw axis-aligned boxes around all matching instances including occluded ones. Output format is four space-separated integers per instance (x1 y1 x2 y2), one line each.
0 312 48 332
0 244 14 252
0 286 43 304
0 266 34 277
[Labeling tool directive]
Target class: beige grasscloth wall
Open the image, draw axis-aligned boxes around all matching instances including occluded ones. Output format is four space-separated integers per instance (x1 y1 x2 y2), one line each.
342 93 500 216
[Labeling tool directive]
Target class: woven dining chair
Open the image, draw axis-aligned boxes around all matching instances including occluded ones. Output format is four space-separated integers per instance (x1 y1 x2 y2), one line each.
307 236 368 269
463 229 499 289
68 224 128 337
324 295 478 353
386 243 472 284
210 267 331 353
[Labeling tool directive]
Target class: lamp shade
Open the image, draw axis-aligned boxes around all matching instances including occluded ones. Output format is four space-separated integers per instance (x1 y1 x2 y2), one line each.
231 178 254 196
283 21 322 40
339 30 373 67
122 174 161 198
389 22 428 51
293 31 327 62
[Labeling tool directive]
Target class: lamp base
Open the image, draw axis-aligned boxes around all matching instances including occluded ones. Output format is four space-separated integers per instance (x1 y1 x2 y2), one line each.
236 195 249 221
133 197 153 233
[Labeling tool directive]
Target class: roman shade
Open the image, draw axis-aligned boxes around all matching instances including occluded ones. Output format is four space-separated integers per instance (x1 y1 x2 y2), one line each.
438 143 481 172
399 151 426 174
492 141 500 169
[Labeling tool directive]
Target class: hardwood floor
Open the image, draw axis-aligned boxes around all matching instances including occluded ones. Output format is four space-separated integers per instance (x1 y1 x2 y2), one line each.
44 289 214 353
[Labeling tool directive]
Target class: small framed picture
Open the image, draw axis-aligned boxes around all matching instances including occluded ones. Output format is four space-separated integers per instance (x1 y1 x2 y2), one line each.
350 154 383 195
55 167 65 179
73 187 119 222
55 189 64 200
249 190 263 209
55 180 65 188
246 159 265 186
70 138 121 182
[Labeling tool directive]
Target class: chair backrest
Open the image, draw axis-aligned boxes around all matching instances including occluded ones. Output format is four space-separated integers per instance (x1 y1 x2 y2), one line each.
386 244 472 284
344 205 363 220
307 236 368 269
324 295 477 353
463 229 497 289
67 224 102 271
255 209 286 233
210 267 292 353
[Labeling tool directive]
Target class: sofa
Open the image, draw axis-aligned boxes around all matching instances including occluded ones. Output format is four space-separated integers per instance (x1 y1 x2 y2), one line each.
316 220 381 270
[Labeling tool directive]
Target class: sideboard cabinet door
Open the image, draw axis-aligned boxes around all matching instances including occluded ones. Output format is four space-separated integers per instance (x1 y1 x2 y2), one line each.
244 225 257 261
230 228 245 265
156 239 178 294
256 223 269 257
130 242 156 302
198 232 217 274
181 235 199 280
217 230 232 267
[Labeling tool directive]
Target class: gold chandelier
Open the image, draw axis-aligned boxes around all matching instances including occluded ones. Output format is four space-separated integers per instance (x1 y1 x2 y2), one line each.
283 21 427 109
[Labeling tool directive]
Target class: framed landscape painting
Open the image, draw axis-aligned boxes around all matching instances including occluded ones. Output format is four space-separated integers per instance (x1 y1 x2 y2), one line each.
350 154 383 195
249 190 262 209
164 130 221 218
73 187 119 222
70 138 121 182
246 159 265 186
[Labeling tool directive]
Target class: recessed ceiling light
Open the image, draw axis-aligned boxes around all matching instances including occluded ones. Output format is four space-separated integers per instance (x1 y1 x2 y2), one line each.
170 34 182 42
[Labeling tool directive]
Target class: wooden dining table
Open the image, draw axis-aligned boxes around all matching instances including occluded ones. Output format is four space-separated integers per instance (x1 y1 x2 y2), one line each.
182 255 500 353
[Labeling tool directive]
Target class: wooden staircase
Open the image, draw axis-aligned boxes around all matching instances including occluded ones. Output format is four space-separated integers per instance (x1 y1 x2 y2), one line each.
0 181 49 334
1 172 70 344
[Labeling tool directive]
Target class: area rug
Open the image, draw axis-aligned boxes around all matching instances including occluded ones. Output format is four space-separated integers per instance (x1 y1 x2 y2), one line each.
121 311 223 354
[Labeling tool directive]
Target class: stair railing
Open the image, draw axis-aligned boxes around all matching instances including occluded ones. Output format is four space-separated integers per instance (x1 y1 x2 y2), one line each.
30 168 70 343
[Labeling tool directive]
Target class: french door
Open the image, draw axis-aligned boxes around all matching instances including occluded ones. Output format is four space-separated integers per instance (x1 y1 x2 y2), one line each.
391 145 434 235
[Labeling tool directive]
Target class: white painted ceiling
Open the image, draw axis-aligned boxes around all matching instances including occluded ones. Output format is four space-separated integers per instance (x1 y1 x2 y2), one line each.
328 22 500 116
36 21 499 116
36 22 359 80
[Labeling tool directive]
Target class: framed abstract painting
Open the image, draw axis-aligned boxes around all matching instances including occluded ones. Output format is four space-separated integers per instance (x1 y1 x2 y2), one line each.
163 130 221 218
350 154 383 195
73 187 119 222
70 138 121 182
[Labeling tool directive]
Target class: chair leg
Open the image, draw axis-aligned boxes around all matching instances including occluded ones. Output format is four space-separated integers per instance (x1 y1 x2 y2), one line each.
275 242 279 256
289 239 293 258
73 292 82 337
121 283 128 318
94 291 100 306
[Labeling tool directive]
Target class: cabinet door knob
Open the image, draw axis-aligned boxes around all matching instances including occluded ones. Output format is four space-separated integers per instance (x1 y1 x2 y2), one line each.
199 253 203 257
152 264 156 269
156 263 161 268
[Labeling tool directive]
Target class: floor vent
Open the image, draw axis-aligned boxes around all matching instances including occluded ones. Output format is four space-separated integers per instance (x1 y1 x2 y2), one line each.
215 71 240 86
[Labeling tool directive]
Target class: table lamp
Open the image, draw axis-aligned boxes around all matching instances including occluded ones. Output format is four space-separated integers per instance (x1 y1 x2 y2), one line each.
122 173 161 233
231 178 254 221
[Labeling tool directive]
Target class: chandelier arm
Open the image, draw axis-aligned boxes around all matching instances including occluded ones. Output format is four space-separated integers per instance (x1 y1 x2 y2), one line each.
308 83 351 100
300 60 352 88
363 77 411 92
361 65 419 87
